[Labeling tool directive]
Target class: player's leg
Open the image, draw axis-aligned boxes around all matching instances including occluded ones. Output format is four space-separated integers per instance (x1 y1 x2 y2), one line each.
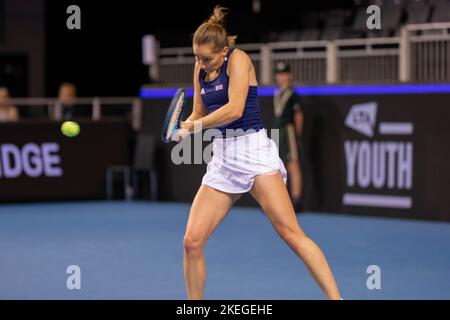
184 185 241 299
250 171 342 300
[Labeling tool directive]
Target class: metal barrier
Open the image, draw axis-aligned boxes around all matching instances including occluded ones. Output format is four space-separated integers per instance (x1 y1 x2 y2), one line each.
158 41 329 85
401 22 450 83
158 47 194 85
265 41 328 84
6 97 142 130
156 22 450 85
334 37 400 83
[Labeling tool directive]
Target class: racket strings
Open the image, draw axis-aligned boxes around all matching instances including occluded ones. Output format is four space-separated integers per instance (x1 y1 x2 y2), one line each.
165 93 185 141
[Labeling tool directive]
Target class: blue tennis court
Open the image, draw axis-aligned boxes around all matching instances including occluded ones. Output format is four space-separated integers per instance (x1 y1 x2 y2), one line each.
1 201 449 300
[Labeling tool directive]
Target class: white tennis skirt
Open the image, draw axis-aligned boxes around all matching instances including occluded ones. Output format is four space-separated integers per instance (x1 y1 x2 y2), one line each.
201 129 287 193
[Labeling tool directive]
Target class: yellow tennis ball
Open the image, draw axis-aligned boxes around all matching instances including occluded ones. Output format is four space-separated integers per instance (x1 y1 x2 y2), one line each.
61 121 80 137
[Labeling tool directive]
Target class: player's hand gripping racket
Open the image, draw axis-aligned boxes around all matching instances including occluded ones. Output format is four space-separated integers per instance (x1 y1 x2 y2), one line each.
161 88 188 143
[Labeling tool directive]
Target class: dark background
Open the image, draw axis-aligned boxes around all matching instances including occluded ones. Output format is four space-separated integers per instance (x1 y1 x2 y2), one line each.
44 0 355 97
0 0 4 44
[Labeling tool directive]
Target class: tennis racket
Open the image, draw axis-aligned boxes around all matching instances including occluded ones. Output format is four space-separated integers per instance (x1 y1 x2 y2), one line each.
161 88 187 143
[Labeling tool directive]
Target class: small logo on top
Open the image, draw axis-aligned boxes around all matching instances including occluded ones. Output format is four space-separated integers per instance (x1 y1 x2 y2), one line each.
345 102 378 137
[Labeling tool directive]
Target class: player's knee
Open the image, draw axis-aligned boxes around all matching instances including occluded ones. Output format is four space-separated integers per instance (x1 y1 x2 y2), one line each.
278 227 306 249
183 236 204 257
280 231 298 248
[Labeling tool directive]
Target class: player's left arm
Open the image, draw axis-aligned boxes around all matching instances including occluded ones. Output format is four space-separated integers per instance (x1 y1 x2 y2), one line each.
181 49 250 132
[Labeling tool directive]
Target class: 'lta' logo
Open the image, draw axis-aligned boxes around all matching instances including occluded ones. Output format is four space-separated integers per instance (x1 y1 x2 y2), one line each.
345 102 378 137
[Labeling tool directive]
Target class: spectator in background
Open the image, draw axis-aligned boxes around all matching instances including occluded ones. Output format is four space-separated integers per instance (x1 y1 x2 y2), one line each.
273 62 304 210
0 87 19 122
58 82 77 105
56 82 91 120
57 82 77 120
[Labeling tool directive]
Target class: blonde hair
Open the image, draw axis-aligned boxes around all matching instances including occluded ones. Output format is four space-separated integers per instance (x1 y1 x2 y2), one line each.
193 5 237 52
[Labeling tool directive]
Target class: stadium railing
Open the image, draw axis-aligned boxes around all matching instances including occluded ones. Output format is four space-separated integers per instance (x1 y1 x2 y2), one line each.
6 97 142 130
155 22 450 85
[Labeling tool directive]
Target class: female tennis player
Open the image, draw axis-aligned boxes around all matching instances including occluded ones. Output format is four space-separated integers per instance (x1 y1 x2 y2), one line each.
172 5 342 300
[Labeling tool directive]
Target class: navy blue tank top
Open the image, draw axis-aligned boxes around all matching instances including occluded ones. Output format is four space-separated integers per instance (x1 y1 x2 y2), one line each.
199 47 264 137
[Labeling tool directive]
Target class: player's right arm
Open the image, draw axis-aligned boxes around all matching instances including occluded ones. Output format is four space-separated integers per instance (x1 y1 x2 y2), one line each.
186 61 207 122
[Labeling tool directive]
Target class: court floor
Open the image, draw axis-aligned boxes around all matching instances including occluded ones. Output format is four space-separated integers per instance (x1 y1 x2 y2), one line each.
0 201 449 300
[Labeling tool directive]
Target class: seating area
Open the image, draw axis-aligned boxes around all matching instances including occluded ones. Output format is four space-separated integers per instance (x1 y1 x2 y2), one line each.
267 0 450 42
